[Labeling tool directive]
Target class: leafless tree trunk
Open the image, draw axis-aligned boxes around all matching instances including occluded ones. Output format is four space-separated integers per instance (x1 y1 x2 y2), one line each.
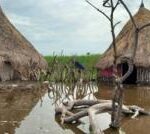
86 0 150 129
86 0 122 128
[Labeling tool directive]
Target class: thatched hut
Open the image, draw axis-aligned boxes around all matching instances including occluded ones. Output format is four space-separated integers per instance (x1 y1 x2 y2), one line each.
96 3 150 84
0 6 47 81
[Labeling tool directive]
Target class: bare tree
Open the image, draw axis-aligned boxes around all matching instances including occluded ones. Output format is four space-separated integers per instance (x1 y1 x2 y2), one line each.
86 0 150 128
86 0 124 128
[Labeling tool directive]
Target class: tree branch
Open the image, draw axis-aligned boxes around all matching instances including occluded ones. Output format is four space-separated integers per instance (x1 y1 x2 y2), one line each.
85 0 111 21
120 57 134 82
114 21 121 29
119 0 137 29
114 0 120 10
55 101 150 124
103 0 111 8
139 23 150 31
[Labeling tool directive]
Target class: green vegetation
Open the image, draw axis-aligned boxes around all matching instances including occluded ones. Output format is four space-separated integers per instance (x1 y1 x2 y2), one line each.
45 54 101 70
40 54 102 83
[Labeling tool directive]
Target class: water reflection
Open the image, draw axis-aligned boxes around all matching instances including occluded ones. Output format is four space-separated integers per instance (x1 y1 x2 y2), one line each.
0 82 44 134
48 82 98 107
98 84 150 110
55 117 85 134
98 84 150 134
49 82 100 134
0 82 150 134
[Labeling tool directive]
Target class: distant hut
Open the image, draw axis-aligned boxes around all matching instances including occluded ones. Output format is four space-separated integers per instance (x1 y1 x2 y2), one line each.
0 6 47 81
96 2 150 84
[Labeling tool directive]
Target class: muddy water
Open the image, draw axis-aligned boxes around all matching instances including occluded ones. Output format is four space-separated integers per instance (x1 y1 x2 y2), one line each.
0 82 150 134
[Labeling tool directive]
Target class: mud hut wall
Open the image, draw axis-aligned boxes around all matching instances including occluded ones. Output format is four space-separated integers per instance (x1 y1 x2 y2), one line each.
0 56 14 81
98 66 150 84
137 67 150 84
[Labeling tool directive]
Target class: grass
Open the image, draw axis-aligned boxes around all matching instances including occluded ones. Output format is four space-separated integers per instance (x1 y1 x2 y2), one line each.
44 54 101 70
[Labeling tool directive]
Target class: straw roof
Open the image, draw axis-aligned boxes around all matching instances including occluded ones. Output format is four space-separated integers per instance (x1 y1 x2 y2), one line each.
96 6 150 70
0 7 48 81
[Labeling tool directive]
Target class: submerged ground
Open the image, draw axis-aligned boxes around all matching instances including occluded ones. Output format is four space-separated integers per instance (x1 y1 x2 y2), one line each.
0 82 150 134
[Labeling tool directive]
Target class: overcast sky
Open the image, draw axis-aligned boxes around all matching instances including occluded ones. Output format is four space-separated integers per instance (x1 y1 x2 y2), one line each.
1 0 150 55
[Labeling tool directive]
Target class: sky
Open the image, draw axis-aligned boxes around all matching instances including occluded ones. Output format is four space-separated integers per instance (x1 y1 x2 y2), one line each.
1 0 150 56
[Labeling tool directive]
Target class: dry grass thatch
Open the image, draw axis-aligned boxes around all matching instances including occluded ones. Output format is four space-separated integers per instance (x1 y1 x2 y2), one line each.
0 6 48 81
96 6 150 69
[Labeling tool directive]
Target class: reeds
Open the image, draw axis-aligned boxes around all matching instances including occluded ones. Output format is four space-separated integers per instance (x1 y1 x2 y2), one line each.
39 54 97 84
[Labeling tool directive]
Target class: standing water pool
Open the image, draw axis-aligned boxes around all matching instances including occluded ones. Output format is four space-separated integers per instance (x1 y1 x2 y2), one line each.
0 82 150 134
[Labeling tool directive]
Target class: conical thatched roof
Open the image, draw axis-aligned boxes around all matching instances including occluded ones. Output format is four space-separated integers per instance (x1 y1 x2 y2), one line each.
0 7 48 81
96 6 150 70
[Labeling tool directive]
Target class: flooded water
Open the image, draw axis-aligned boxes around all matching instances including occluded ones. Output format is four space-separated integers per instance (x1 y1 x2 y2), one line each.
0 82 150 134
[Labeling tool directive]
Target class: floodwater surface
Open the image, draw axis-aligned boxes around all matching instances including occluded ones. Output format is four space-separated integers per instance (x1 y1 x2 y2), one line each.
0 82 150 134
